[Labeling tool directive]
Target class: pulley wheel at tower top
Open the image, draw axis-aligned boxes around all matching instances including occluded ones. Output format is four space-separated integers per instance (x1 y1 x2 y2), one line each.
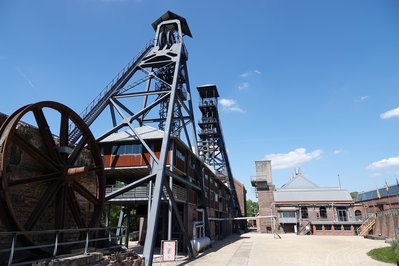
0 101 105 244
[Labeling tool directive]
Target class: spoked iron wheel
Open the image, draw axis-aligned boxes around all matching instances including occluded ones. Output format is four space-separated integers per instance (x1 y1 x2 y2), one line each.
0 101 104 248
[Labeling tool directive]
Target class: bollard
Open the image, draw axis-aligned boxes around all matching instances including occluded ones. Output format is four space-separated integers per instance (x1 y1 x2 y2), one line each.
8 233 16 266
53 231 59 257
84 230 89 255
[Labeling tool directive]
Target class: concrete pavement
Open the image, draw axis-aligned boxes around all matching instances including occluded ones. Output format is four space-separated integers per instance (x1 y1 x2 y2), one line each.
151 232 393 266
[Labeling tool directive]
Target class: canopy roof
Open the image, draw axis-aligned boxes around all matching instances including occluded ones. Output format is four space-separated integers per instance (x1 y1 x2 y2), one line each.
152 10 192 38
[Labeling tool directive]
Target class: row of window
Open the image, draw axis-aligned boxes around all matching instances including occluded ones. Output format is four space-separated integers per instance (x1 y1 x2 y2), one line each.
301 207 327 219
112 144 142 155
110 144 189 164
315 224 352 231
279 211 296 218
299 207 361 220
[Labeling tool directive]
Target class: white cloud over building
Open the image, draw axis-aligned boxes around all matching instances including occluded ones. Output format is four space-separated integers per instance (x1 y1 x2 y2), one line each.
264 148 323 169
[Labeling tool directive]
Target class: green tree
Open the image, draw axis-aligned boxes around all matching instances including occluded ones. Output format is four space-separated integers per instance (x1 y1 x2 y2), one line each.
350 191 358 200
246 199 259 217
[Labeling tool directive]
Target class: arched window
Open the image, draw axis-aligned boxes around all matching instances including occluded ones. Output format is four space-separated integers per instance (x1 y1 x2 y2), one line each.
301 207 309 219
355 210 362 220
319 206 327 219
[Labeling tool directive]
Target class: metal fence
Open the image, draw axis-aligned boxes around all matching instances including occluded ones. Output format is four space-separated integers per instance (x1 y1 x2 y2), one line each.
0 226 127 266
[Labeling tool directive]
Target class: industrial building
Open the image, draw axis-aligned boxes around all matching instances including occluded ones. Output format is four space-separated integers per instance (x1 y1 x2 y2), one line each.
99 123 244 244
252 160 363 235
356 185 399 239
0 12 246 265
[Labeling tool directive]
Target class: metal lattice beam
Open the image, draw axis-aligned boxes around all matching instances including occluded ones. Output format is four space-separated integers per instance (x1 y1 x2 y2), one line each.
71 11 198 265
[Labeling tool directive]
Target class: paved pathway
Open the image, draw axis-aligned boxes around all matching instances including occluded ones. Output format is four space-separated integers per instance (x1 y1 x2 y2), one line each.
152 232 393 266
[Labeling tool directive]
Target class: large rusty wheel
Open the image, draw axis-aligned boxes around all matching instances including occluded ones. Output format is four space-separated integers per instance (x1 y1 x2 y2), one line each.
0 101 104 243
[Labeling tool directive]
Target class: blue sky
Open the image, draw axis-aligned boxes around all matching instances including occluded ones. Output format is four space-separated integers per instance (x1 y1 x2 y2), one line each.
1 0 399 200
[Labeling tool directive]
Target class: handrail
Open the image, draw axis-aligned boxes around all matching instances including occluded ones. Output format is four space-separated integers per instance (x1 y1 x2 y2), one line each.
0 226 128 266
79 39 155 121
68 39 155 142
357 213 376 236
298 221 311 235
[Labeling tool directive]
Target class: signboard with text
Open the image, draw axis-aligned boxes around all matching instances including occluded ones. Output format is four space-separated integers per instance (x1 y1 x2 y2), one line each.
161 240 178 261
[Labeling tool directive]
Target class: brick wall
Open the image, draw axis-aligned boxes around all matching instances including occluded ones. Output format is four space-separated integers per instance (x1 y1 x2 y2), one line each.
374 211 399 238
257 186 275 233
234 178 247 217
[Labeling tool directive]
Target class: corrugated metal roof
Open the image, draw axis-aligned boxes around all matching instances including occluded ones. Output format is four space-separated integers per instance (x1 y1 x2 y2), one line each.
281 174 319 189
99 126 164 143
274 188 353 202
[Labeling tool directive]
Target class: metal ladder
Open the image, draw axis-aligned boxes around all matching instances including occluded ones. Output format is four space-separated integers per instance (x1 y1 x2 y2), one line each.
68 40 154 143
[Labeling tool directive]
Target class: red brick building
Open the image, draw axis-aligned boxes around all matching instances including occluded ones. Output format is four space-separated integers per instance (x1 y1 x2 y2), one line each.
252 161 363 235
100 125 246 243
356 185 399 238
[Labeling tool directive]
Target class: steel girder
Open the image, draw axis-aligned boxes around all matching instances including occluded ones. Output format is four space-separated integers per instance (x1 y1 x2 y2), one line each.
69 12 198 265
197 85 241 218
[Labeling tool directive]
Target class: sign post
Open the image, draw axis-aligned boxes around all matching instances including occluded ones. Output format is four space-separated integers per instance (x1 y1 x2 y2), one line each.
161 240 178 262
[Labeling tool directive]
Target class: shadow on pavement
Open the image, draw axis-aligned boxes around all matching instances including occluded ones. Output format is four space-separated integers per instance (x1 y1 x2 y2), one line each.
177 233 248 265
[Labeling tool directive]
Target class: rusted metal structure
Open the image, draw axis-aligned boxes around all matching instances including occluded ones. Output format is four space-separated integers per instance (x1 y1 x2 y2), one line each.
67 11 198 265
0 101 104 245
0 11 244 265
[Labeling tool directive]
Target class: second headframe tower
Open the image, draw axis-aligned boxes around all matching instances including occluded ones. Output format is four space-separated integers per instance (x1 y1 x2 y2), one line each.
197 85 241 219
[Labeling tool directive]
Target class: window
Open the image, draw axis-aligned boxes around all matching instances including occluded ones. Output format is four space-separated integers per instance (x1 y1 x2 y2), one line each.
176 148 185 161
337 207 348 221
324 225 332 230
315 225 323 231
319 207 327 219
301 207 309 219
112 143 142 155
189 156 196 168
344 225 352 231
355 210 362 220
334 225 342 230
279 211 296 218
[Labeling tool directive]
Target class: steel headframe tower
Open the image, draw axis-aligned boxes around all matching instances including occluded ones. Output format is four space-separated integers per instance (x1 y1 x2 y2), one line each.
197 85 240 218
69 11 197 265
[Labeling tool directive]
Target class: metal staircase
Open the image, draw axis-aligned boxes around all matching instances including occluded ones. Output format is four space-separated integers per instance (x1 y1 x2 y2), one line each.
70 11 198 266
298 221 311 235
68 40 154 143
357 213 376 236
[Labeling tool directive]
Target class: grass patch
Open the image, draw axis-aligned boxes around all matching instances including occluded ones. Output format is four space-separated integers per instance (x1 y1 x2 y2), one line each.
368 247 398 264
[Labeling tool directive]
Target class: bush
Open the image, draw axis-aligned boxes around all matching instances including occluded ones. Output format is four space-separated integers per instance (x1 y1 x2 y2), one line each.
391 239 399 250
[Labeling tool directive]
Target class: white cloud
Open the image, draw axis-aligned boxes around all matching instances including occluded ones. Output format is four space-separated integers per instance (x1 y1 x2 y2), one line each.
380 107 399 120
238 82 250 91
367 156 399 170
240 70 261 78
263 148 323 169
333 149 342 155
372 172 382 177
360 96 369 101
219 98 245 113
